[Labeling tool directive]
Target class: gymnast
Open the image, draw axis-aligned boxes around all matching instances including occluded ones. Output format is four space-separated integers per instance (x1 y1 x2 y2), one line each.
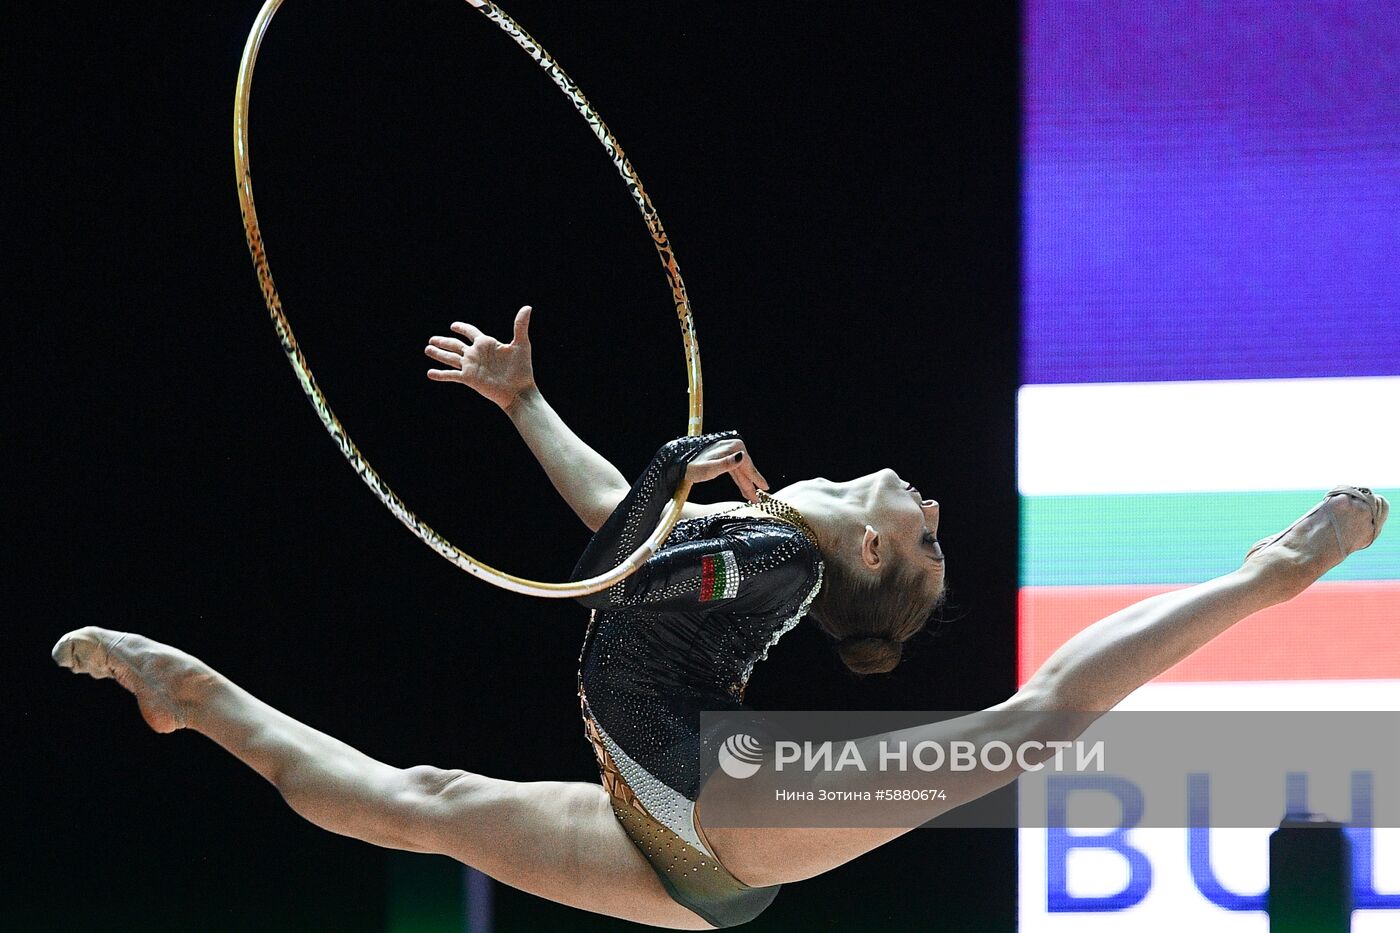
53 305 1388 929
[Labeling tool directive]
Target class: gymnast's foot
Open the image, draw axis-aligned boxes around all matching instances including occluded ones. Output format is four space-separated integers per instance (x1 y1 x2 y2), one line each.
1244 486 1389 590
51 627 208 733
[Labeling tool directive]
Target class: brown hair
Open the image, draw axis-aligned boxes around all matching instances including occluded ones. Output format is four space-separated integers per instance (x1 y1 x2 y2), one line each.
808 550 944 675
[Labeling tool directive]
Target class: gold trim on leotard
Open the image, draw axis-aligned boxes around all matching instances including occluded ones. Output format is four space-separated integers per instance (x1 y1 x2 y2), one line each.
579 684 779 928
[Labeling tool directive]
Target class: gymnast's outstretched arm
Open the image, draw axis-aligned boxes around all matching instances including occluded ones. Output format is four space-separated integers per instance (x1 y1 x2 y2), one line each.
425 305 632 530
425 305 754 530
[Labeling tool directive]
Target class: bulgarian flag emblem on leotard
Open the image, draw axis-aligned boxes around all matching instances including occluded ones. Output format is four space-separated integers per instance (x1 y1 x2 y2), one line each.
699 550 740 601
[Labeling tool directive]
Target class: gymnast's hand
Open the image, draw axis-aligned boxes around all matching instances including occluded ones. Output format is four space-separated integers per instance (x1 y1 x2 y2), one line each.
684 437 771 505
425 306 537 411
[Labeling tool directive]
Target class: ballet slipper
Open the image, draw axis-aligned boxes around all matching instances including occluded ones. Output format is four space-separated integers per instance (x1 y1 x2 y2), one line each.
1244 486 1389 567
52 626 189 733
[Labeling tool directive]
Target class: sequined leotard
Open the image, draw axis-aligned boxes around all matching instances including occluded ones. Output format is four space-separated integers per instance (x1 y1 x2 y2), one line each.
570 432 824 928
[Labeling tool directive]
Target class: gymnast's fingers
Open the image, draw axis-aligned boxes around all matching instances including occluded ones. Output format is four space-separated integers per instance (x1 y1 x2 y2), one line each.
745 460 770 492
719 442 767 495
709 444 762 502
741 467 763 502
512 305 532 345
429 335 468 354
684 444 744 485
426 369 463 382
451 321 484 342
424 346 463 367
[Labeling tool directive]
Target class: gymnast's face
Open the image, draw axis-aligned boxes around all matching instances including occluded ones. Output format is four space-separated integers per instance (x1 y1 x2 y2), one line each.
786 469 945 589
850 468 944 576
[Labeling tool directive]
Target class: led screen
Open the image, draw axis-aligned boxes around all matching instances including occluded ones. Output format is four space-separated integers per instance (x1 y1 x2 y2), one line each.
1018 2 1400 928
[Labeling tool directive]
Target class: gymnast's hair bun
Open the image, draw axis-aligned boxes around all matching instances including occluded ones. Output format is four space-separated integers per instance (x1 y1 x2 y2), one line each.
836 635 903 675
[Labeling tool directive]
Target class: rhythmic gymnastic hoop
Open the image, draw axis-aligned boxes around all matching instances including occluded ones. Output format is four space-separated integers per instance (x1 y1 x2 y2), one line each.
233 0 703 597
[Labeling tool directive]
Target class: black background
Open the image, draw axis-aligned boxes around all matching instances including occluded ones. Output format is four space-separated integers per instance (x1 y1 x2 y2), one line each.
11 1 1019 930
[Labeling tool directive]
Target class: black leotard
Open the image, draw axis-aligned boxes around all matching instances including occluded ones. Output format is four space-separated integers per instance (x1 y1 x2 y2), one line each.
572 432 824 928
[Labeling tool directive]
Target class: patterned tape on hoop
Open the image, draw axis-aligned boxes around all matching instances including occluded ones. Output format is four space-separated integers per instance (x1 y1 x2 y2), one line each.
233 0 703 597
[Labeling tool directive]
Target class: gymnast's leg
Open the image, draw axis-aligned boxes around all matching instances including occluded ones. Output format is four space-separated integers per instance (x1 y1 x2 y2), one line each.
51 628 713 930
706 487 1388 886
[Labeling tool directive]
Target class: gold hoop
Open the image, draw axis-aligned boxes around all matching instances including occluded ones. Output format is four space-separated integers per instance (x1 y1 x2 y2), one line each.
233 0 703 597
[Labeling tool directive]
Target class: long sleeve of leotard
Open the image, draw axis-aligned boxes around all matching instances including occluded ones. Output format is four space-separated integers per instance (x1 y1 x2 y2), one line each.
571 432 818 615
